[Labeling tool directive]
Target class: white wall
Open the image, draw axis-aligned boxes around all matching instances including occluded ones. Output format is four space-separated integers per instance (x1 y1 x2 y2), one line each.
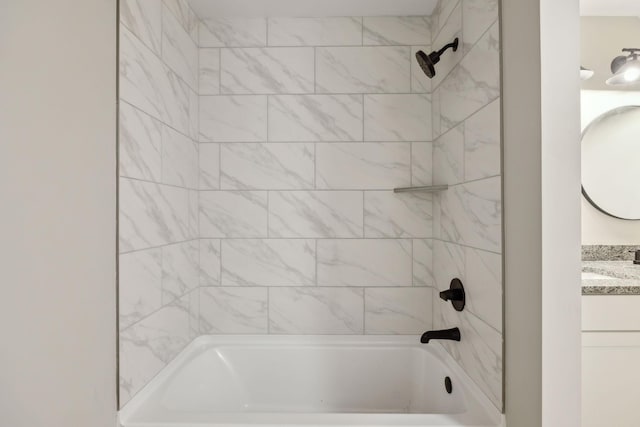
503 0 582 425
581 90 640 244
0 1 117 426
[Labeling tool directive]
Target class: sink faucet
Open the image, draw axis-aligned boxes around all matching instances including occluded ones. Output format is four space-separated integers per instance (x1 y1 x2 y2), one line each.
420 327 461 344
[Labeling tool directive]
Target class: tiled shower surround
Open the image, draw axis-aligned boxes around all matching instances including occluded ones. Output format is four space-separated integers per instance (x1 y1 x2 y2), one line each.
118 0 502 412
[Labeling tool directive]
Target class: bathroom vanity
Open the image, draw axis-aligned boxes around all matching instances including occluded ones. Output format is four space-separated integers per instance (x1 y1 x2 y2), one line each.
582 258 640 427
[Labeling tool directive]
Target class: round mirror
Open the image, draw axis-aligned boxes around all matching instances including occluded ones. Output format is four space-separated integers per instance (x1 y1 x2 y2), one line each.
582 106 640 220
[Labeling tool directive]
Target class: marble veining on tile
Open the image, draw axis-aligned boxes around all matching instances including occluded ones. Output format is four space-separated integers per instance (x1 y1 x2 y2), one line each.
269 95 363 142
267 17 363 47
269 287 364 334
199 287 268 333
221 48 315 94
411 142 433 186
268 191 363 238
199 191 268 238
364 94 431 142
162 5 198 91
221 239 316 286
316 47 411 94
364 287 432 334
119 178 189 252
163 0 198 42
363 16 431 46
199 96 267 142
119 248 163 330
364 191 433 238
200 18 267 47
161 125 198 189
413 239 434 286
199 143 220 190
199 49 221 95
221 143 314 190
161 240 199 303
119 102 162 182
315 143 411 190
462 0 499 53
199 239 221 287
464 98 501 181
434 123 464 186
317 239 413 286
121 0 162 55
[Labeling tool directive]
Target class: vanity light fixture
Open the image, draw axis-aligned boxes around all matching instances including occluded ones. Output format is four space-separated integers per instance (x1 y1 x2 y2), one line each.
580 66 594 81
606 48 640 86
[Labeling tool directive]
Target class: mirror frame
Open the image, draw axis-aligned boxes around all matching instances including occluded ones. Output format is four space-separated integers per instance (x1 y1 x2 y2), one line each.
581 105 640 221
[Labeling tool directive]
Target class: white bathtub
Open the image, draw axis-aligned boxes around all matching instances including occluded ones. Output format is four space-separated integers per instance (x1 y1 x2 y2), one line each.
119 335 503 427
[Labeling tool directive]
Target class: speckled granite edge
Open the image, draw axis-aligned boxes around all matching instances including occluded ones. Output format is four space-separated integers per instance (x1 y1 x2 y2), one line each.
583 286 640 295
582 245 637 261
582 262 640 281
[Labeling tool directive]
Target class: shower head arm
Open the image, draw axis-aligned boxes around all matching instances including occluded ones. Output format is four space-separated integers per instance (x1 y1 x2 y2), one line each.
435 38 459 57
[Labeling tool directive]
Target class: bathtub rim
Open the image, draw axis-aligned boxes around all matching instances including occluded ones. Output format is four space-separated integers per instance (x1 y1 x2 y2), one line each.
118 334 504 427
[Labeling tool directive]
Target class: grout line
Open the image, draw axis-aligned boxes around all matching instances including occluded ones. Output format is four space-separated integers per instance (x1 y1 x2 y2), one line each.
121 175 199 191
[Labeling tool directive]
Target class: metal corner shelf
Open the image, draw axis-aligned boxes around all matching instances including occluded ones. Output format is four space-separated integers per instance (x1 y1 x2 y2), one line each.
393 185 449 194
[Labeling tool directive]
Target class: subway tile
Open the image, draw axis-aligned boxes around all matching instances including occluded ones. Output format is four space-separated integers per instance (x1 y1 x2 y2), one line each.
161 240 199 303
433 240 465 293
411 46 431 93
161 125 198 189
188 89 198 141
120 26 192 135
199 18 267 47
317 239 412 286
199 287 268 334
431 87 442 139
465 246 502 332
221 48 314 94
269 191 363 238
440 185 464 244
199 95 267 142
221 239 315 286
433 123 464 186
268 17 363 46
199 143 220 190
316 143 411 190
199 49 220 95
431 0 459 39
462 0 499 52
119 178 189 251
439 21 499 132
363 16 431 46
411 142 433 186
119 102 162 182
413 239 434 286
364 191 432 238
188 190 198 239
120 0 162 55
464 98 501 181
119 248 163 330
269 287 364 334
439 308 502 409
364 94 431 141
119 298 190 404
430 2 463 90
185 288 199 339
269 95 363 142
456 177 502 252
163 0 198 42
200 239 221 287
199 191 268 238
162 5 198 91
221 143 314 190
316 47 410 93
364 287 432 334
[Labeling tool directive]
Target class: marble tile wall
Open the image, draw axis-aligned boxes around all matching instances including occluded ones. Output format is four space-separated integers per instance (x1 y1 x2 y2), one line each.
196 16 435 342
119 0 200 406
429 0 502 412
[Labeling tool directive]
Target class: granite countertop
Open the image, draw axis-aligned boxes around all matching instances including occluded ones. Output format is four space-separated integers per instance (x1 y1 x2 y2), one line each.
582 261 640 295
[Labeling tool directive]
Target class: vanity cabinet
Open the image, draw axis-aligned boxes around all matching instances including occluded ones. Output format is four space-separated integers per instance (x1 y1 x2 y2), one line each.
582 295 640 427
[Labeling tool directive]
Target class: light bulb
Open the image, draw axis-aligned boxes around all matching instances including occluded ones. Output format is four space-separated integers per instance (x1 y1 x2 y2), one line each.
624 67 640 82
